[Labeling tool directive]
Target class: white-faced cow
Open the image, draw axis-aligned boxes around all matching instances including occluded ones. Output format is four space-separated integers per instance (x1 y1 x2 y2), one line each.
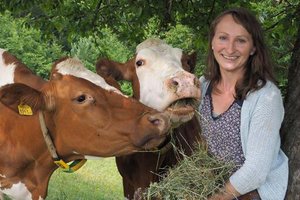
0 52 173 200
96 38 203 199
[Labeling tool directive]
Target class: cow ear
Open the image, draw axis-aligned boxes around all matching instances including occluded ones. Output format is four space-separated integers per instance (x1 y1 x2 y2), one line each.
96 58 123 80
181 52 197 73
96 58 135 82
51 72 63 80
0 83 45 115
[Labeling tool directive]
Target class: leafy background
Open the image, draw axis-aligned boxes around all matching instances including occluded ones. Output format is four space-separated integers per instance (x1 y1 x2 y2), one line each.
1 0 298 93
0 0 299 199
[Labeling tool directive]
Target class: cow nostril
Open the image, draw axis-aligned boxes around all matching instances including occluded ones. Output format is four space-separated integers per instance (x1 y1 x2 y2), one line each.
147 113 170 134
172 79 179 86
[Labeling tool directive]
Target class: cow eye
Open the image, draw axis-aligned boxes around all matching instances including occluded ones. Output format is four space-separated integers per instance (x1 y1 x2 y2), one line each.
75 95 86 103
136 59 145 67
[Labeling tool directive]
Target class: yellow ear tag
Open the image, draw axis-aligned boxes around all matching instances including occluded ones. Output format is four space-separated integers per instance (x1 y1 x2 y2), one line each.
18 104 33 116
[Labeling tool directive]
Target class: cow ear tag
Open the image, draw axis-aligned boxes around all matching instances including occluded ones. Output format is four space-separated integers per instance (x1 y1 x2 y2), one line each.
18 104 33 116
54 159 87 173
54 159 70 170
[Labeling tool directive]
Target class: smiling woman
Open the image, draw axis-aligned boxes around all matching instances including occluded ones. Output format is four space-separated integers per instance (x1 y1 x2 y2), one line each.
200 7 288 200
211 14 255 80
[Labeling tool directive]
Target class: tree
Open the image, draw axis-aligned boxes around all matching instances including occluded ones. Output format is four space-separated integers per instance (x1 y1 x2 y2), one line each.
281 4 300 199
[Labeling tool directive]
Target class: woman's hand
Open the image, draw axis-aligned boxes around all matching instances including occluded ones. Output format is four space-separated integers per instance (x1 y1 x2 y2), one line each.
208 191 235 200
208 181 240 200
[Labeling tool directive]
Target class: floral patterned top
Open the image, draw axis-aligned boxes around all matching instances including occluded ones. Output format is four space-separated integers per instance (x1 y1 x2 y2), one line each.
199 85 245 172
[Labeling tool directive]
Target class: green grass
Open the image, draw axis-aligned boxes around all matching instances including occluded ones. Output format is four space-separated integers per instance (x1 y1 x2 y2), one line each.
46 158 123 200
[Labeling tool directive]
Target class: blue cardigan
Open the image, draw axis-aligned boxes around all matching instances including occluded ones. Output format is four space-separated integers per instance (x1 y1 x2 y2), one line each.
199 76 288 200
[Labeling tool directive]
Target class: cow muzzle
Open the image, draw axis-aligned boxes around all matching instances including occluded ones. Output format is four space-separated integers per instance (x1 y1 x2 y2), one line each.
134 112 171 150
165 71 201 126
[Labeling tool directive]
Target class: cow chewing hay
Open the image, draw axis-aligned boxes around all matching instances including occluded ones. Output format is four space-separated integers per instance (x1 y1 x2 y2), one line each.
144 142 235 200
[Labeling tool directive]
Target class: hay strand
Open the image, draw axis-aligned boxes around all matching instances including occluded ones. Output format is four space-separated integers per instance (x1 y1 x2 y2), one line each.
145 143 235 200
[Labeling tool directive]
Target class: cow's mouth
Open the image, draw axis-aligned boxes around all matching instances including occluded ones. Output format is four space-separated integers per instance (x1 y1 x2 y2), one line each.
167 98 197 114
166 98 199 127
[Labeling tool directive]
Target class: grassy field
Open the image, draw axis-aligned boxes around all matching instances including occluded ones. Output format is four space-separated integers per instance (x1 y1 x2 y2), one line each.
46 158 124 200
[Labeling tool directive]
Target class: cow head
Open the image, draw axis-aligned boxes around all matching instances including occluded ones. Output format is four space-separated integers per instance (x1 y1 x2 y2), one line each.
0 57 171 158
96 38 201 125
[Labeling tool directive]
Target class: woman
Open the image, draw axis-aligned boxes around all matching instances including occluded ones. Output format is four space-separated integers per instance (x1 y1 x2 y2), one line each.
199 8 288 200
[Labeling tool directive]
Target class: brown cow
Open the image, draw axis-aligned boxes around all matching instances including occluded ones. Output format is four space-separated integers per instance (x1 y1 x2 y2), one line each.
0 56 172 200
96 38 203 199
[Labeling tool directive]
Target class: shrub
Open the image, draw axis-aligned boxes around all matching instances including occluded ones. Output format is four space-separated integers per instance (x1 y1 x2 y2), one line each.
0 11 63 79
70 27 133 71
69 28 134 95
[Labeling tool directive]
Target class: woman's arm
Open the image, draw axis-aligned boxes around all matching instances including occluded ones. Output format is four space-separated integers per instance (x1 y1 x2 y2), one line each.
208 182 240 200
230 85 284 194
209 85 284 198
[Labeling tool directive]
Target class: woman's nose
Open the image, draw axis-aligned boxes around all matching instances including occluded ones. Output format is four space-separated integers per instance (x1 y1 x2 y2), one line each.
226 40 236 54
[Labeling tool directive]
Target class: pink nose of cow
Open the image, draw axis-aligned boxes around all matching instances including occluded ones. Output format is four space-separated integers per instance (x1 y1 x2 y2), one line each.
148 112 170 134
134 112 171 149
167 71 200 98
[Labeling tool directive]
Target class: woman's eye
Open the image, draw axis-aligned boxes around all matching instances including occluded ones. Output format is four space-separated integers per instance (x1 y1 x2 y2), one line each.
76 95 86 103
237 38 246 43
136 60 145 67
219 36 227 41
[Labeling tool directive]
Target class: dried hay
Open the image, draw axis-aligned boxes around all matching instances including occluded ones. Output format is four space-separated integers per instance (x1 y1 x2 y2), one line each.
144 142 235 200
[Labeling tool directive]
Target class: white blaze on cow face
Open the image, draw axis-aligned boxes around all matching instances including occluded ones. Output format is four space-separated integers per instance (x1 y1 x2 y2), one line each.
56 58 124 96
0 49 16 87
0 181 32 200
135 40 199 111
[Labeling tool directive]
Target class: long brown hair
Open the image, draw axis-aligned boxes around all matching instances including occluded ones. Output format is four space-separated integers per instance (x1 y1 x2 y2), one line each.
205 7 277 100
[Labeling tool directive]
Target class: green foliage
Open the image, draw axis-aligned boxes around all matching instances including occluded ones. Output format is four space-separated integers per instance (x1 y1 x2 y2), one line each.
70 27 133 72
119 80 133 96
1 0 296 91
163 24 197 52
0 11 63 79
69 29 134 95
69 37 98 71
249 0 299 95
142 16 162 40
162 24 206 77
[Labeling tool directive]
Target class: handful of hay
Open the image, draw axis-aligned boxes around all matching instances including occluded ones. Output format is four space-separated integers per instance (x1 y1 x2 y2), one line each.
145 143 235 200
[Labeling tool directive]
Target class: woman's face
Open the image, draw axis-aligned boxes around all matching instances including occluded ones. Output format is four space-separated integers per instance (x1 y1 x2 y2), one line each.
212 14 255 75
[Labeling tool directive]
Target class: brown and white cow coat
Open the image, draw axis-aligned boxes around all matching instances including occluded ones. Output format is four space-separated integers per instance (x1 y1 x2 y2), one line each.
0 52 172 200
0 49 46 90
96 38 203 199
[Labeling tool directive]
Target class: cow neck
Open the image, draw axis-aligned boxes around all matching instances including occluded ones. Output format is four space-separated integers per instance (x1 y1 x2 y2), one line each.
38 111 87 173
143 134 173 155
156 135 173 155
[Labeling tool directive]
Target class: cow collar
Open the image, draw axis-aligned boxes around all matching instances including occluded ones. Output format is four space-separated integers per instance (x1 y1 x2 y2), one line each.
38 112 87 173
